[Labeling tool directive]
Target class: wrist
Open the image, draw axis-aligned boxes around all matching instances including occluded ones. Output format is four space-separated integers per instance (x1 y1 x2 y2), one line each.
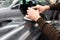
35 16 41 21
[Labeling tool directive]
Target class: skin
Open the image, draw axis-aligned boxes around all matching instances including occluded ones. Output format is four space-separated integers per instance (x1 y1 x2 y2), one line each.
49 0 55 4
26 5 50 21
32 5 50 13
27 7 40 21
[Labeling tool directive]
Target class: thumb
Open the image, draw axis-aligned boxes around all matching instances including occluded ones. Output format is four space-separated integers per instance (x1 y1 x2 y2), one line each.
31 5 38 9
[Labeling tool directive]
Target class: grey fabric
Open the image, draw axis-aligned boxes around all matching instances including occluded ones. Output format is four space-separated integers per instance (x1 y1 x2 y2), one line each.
0 15 41 40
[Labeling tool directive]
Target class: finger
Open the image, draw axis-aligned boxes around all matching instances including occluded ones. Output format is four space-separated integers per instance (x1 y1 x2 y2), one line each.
28 7 35 11
25 15 29 18
25 15 31 19
27 10 29 13
31 6 38 9
31 5 39 8
27 10 31 13
28 7 31 10
27 10 30 14
27 12 30 15
27 8 34 13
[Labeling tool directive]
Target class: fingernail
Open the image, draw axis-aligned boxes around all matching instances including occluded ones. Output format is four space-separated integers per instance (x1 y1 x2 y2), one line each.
28 7 31 9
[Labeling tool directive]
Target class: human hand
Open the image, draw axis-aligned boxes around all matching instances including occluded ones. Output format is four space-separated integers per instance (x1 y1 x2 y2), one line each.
31 5 50 13
26 7 41 21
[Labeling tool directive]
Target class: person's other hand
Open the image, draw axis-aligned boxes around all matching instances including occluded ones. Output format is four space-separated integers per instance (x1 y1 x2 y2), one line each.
31 5 50 13
26 7 41 21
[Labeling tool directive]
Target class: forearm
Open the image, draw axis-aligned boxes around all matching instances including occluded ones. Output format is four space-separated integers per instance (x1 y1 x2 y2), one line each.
50 2 60 10
36 18 60 40
44 2 60 11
